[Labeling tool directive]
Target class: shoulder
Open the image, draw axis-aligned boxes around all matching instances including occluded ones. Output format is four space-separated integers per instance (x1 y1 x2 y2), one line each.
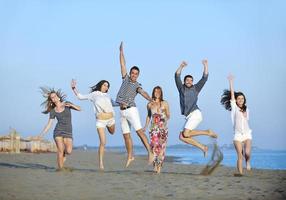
147 102 152 109
162 100 169 106
135 81 142 88
122 74 129 80
90 91 99 96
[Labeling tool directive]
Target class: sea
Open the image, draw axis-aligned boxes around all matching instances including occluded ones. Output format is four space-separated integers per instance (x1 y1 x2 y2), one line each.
98 145 286 170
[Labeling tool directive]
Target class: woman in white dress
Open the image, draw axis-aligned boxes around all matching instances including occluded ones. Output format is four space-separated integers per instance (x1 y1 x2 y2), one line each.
71 79 118 170
221 75 252 176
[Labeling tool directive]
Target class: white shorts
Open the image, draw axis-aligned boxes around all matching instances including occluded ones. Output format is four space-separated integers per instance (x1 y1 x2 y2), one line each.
96 118 115 128
233 130 252 142
120 107 142 134
184 109 203 130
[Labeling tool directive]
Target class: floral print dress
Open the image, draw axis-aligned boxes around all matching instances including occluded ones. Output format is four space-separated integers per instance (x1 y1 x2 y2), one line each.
149 106 168 166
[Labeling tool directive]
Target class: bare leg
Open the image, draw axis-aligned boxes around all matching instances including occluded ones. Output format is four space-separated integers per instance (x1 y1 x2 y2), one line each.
136 129 154 164
55 137 65 169
244 139 252 171
179 130 208 157
183 129 217 138
97 128 106 170
63 138 73 155
234 140 244 175
107 124 115 135
123 133 134 167
63 138 73 166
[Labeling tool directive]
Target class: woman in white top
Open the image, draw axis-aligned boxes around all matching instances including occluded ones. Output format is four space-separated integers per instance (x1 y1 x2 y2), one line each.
71 79 117 170
221 75 252 176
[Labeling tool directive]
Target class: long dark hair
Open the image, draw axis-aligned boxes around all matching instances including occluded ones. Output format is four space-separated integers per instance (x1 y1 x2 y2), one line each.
152 86 164 102
40 87 66 114
220 89 247 112
90 80 110 93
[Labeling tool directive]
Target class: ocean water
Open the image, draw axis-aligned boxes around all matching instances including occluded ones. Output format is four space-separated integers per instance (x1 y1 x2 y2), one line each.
165 148 286 170
106 145 286 170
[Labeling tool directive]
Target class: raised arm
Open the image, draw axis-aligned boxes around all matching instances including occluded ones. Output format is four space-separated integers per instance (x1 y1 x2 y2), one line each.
71 79 80 97
202 59 208 75
227 74 235 101
119 42 127 78
175 61 187 90
175 61 187 75
194 59 209 93
71 79 91 100
137 88 152 102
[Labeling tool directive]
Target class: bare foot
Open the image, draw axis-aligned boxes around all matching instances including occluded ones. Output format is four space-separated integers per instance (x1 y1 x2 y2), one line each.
99 163 104 171
208 130 218 138
246 162 251 171
157 166 161 174
153 165 157 173
203 146 208 158
56 168 64 172
125 157 135 168
234 172 243 177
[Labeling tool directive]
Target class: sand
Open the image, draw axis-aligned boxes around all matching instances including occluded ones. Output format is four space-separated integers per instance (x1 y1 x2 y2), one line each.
0 150 285 200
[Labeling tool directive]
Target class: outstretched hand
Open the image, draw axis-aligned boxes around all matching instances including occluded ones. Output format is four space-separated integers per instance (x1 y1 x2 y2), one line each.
119 41 123 51
71 79 77 89
202 59 208 66
180 61 188 68
227 74 235 81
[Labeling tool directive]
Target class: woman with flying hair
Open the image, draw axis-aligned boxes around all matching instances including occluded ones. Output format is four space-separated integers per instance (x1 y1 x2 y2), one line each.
71 79 118 170
143 86 170 173
221 75 252 176
37 87 81 171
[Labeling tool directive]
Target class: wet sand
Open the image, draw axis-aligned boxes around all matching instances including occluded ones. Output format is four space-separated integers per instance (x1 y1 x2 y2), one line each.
0 150 285 200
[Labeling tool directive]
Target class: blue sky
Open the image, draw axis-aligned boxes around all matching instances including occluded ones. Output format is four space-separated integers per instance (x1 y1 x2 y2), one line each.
0 0 285 150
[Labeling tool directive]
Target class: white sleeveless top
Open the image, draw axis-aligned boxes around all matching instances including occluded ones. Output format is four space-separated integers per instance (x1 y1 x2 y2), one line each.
230 99 251 134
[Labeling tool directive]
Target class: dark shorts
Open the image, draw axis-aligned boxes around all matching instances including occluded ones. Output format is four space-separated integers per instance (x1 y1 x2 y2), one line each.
53 131 73 140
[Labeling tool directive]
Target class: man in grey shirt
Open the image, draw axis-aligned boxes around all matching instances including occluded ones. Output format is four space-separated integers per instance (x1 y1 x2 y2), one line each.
175 60 217 157
116 42 153 167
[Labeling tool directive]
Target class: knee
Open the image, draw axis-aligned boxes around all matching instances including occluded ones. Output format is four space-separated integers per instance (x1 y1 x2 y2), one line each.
179 133 187 141
100 141 106 147
245 151 251 158
65 148 72 155
183 130 191 137
57 149 64 155
123 134 131 141
237 153 244 160
136 129 145 137
109 129 115 134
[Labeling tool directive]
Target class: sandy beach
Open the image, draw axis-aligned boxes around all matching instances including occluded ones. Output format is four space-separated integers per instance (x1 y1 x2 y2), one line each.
0 150 285 200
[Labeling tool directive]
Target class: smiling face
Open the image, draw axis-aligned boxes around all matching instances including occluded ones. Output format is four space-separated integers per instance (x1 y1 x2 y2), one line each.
184 77 193 88
154 88 162 100
49 92 60 104
236 95 245 108
130 68 139 82
152 86 163 102
100 82 109 93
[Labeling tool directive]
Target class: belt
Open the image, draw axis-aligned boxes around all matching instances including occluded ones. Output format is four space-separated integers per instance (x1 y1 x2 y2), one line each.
120 106 132 110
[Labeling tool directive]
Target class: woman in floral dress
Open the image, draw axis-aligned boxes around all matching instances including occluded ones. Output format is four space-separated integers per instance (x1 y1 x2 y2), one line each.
143 86 170 173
